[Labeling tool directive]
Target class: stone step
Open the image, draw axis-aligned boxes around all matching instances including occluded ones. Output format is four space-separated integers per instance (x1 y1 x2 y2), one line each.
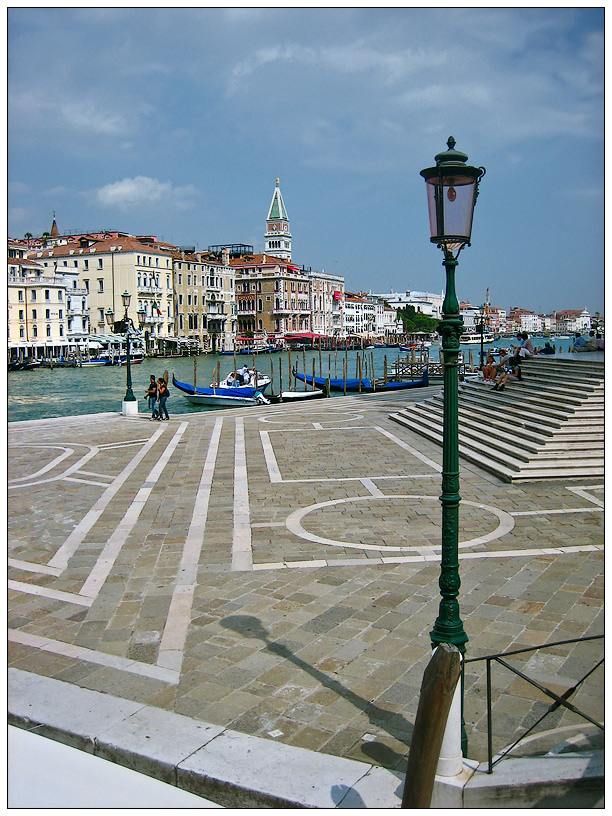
391 412 605 482
418 401 556 443
392 357 604 481
459 387 603 421
464 380 586 407
519 370 603 388
436 392 571 428
400 405 604 462
408 401 603 449
521 357 605 370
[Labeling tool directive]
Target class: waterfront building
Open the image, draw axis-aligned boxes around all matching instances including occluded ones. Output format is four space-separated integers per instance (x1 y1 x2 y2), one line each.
343 292 376 338
553 308 591 334
459 302 480 331
172 247 236 352
383 306 403 338
306 267 345 338
8 241 87 361
519 312 544 334
231 254 312 337
488 306 506 334
28 234 175 351
227 179 346 341
377 289 444 321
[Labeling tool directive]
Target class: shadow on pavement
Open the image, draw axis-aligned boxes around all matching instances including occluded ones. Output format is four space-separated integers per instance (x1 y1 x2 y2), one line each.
220 614 414 769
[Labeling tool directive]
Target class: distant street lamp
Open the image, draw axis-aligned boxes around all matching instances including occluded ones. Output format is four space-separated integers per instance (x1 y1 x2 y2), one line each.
420 137 485 764
477 306 487 369
106 292 146 416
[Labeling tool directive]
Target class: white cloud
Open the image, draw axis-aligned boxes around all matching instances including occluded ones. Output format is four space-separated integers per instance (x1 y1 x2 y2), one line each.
61 102 128 137
95 176 198 212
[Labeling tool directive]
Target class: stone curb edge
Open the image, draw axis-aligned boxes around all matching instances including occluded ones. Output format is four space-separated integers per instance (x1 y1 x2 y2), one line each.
8 669 402 808
8 669 604 808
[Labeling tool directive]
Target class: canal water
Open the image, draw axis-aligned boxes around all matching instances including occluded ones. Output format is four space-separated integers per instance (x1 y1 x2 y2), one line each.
8 339 574 423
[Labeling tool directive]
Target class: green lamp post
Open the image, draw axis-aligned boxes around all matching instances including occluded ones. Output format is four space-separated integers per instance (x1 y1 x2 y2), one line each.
420 138 485 655
106 292 146 415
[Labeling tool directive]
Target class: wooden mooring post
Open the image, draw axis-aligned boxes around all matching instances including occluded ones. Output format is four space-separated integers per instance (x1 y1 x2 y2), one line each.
401 643 461 809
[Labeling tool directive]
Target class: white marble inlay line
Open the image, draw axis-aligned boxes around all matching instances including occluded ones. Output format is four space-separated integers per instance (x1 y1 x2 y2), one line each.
158 418 223 670
9 445 99 490
375 426 442 473
512 508 604 517
8 629 178 684
48 426 166 571
79 423 187 599
252 543 603 571
233 417 253 571
8 558 62 577
8 580 93 607
8 445 74 484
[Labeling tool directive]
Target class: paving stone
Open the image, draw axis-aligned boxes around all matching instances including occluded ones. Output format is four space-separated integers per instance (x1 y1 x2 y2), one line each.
7 398 604 778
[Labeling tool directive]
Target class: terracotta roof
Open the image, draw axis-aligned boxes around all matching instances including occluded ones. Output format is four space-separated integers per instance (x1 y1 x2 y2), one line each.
28 236 174 259
8 256 43 268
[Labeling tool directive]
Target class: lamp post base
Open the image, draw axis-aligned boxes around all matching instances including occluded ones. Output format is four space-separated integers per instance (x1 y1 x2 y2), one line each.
121 400 138 417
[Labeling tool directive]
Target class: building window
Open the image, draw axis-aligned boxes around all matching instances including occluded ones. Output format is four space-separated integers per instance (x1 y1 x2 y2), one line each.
20 327 25 338
59 325 64 336
98 259 103 269
18 291 24 302
98 308 104 323
179 294 183 305
58 290 63 300
45 290 50 300
19 309 24 320
33 326 38 337
46 325 51 337
83 280 89 292
59 310 63 319
32 309 37 319
46 309 50 319
98 279 104 293
178 273 182 285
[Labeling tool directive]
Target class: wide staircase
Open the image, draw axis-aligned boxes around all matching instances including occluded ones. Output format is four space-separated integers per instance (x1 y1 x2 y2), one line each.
389 356 604 482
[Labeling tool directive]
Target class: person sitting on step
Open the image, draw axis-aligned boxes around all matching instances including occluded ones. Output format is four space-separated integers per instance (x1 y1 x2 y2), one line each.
481 351 500 383
492 360 522 392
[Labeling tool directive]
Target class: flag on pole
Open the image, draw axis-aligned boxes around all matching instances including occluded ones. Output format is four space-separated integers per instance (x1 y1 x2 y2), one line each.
152 301 162 316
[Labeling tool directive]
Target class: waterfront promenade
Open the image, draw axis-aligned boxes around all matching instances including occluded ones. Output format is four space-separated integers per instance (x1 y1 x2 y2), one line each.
8 386 604 806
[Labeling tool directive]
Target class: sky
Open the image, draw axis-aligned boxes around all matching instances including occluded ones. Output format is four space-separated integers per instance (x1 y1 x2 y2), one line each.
8 7 604 316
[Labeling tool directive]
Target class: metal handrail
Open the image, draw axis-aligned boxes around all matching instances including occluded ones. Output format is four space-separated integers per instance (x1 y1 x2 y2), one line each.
464 635 604 773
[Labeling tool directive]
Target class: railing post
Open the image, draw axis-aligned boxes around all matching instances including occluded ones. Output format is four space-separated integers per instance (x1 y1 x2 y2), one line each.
486 658 493 774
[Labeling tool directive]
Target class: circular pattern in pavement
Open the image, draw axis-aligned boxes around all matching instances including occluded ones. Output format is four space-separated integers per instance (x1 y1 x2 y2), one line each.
285 494 515 552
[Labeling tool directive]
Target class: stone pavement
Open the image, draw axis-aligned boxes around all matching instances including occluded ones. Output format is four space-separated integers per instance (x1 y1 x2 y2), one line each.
7 387 604 805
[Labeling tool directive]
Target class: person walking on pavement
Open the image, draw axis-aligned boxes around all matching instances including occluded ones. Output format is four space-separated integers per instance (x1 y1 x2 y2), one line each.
157 377 170 420
145 375 158 420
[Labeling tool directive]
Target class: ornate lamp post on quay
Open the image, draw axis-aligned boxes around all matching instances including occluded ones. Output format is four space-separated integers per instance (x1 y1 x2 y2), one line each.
106 292 146 416
420 137 485 767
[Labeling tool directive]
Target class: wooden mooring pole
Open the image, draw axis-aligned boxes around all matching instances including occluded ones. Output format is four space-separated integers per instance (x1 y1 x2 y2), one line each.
401 643 461 809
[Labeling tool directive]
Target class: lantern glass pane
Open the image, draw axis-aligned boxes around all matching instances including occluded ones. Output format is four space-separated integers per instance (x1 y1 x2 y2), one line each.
426 173 477 242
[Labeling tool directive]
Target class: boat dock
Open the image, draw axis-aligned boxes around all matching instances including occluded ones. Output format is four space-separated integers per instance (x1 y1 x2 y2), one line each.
8 383 603 807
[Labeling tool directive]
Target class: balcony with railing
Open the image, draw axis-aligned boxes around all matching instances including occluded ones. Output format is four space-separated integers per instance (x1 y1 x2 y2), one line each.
137 284 163 296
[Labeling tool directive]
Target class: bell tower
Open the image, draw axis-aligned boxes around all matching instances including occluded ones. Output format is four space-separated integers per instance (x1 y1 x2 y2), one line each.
265 178 291 260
